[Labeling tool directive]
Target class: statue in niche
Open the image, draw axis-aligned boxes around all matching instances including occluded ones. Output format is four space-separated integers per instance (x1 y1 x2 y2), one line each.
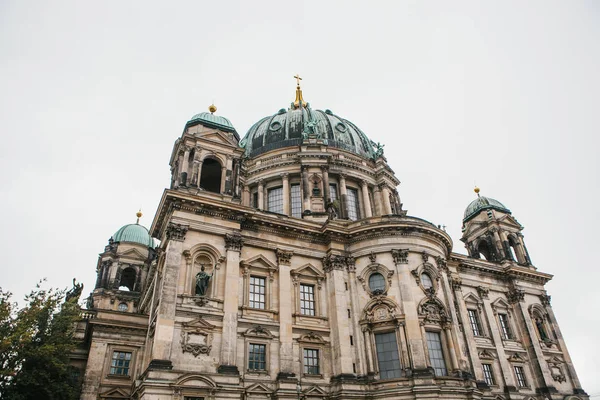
326 201 338 220
66 278 84 303
195 265 212 296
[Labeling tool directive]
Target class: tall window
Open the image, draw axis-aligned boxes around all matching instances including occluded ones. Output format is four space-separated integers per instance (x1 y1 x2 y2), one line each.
482 364 495 385
303 349 319 375
249 276 266 309
329 184 338 202
468 309 483 336
514 366 527 387
110 351 132 376
248 343 266 371
368 273 386 293
291 184 302 218
252 192 259 208
267 187 283 214
300 284 315 316
347 188 360 220
426 331 447 376
498 313 512 339
375 332 402 379
421 273 433 290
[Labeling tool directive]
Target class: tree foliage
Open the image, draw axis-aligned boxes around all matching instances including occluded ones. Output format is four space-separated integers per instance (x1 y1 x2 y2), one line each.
0 282 81 400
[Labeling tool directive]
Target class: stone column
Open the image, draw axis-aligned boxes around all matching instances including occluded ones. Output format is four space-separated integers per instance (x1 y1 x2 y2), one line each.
373 185 383 216
517 233 533 265
339 174 348 219
540 294 585 393
491 228 506 260
480 289 517 388
276 249 294 377
321 166 330 204
323 255 354 377
301 166 311 213
381 184 392 215
346 259 367 375
511 289 557 394
150 223 188 366
224 156 233 195
257 180 264 210
218 233 243 374
361 180 372 218
362 328 374 374
220 166 227 194
282 173 290 216
181 148 190 186
444 324 459 371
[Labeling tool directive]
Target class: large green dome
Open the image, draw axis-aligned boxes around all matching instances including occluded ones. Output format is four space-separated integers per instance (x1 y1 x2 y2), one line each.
112 223 156 248
239 106 377 159
464 196 511 222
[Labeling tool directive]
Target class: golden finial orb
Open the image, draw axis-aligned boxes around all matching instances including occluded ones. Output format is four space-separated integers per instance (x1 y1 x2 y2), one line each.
208 104 217 114
474 186 480 195
136 210 143 219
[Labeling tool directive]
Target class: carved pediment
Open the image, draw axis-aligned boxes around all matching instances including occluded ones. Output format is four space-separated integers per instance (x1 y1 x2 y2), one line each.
479 349 496 360
183 317 216 331
180 318 215 357
304 385 327 397
507 352 527 362
417 296 449 325
199 131 239 146
463 292 482 305
362 296 399 324
246 382 273 394
175 373 218 388
244 325 274 339
241 254 278 271
117 247 147 260
99 387 130 398
292 263 324 278
297 331 326 344
490 297 510 310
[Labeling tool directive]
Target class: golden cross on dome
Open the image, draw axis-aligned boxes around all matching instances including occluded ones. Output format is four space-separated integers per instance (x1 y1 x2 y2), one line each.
294 74 302 87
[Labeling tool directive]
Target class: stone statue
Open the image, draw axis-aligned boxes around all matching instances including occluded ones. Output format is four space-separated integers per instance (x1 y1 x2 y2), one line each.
66 278 84 303
326 201 338 220
195 265 212 296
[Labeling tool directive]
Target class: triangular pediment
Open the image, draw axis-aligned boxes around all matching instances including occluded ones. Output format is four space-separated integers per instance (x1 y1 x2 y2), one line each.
496 214 523 229
491 297 510 310
463 292 482 304
117 247 146 260
304 385 327 396
198 130 238 147
183 317 216 331
246 382 272 394
99 387 130 398
241 254 278 271
292 263 323 278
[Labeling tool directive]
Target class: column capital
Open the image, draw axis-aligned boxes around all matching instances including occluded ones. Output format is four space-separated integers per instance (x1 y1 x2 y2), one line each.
361 179 369 187
276 248 293 266
224 233 244 252
257 179 264 187
282 173 289 180
320 165 329 172
166 223 188 241
338 173 347 180
391 249 409 265
506 288 525 304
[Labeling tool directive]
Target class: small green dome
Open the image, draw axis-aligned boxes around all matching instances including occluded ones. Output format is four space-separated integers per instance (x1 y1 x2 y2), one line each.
464 196 511 223
112 223 155 248
186 112 239 139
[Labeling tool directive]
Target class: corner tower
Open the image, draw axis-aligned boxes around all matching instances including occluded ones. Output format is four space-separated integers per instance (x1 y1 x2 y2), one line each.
461 187 532 266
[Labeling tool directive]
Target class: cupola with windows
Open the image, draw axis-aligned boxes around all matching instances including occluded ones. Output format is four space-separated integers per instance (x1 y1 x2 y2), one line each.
461 187 532 266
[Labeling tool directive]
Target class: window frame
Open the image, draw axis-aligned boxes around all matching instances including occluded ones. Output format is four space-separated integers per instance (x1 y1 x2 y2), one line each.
243 326 273 375
514 365 527 387
299 283 316 316
425 330 449 377
240 256 278 319
302 348 320 376
297 332 327 378
267 186 284 214
358 263 394 297
468 308 483 337
346 187 361 221
290 183 302 218
498 312 513 340
248 275 267 310
373 330 403 380
291 264 326 324
482 363 495 386
106 348 135 379
247 342 267 372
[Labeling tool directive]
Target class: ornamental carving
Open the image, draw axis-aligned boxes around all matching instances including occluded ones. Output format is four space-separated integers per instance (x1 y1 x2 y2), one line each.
451 277 462 291
180 318 215 357
435 256 447 272
548 356 566 383
391 249 409 265
276 249 293 266
224 233 243 251
368 252 377 263
362 296 399 325
421 251 429 263
540 293 552 306
166 223 188 241
507 288 525 304
418 297 449 325
476 286 490 299
322 254 353 273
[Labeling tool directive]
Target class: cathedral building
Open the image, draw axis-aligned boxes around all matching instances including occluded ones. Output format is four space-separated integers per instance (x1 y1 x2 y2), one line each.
73 80 588 400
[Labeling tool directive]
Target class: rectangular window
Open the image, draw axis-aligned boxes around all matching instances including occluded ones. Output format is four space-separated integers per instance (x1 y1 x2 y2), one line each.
375 332 402 379
482 364 495 385
468 309 483 336
347 188 360 220
303 349 320 375
514 366 527 387
110 351 132 376
300 284 315 316
249 276 266 309
329 184 338 202
267 187 283 214
498 313 512 339
426 331 448 376
291 184 302 218
248 343 266 371
252 192 259 208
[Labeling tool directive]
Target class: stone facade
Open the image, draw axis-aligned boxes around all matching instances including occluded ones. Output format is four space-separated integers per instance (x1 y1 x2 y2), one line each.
73 97 588 400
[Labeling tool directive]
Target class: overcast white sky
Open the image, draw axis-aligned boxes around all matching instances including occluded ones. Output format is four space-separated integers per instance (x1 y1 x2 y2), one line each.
1 0 598 394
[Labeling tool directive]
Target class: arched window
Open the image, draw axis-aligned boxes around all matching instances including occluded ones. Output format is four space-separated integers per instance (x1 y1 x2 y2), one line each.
200 158 222 193
508 235 522 263
119 267 136 291
368 273 386 293
478 241 492 261
421 273 433 290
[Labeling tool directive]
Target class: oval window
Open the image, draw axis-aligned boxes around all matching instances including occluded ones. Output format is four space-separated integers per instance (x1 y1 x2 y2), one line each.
118 302 128 312
368 273 386 293
421 273 433 289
